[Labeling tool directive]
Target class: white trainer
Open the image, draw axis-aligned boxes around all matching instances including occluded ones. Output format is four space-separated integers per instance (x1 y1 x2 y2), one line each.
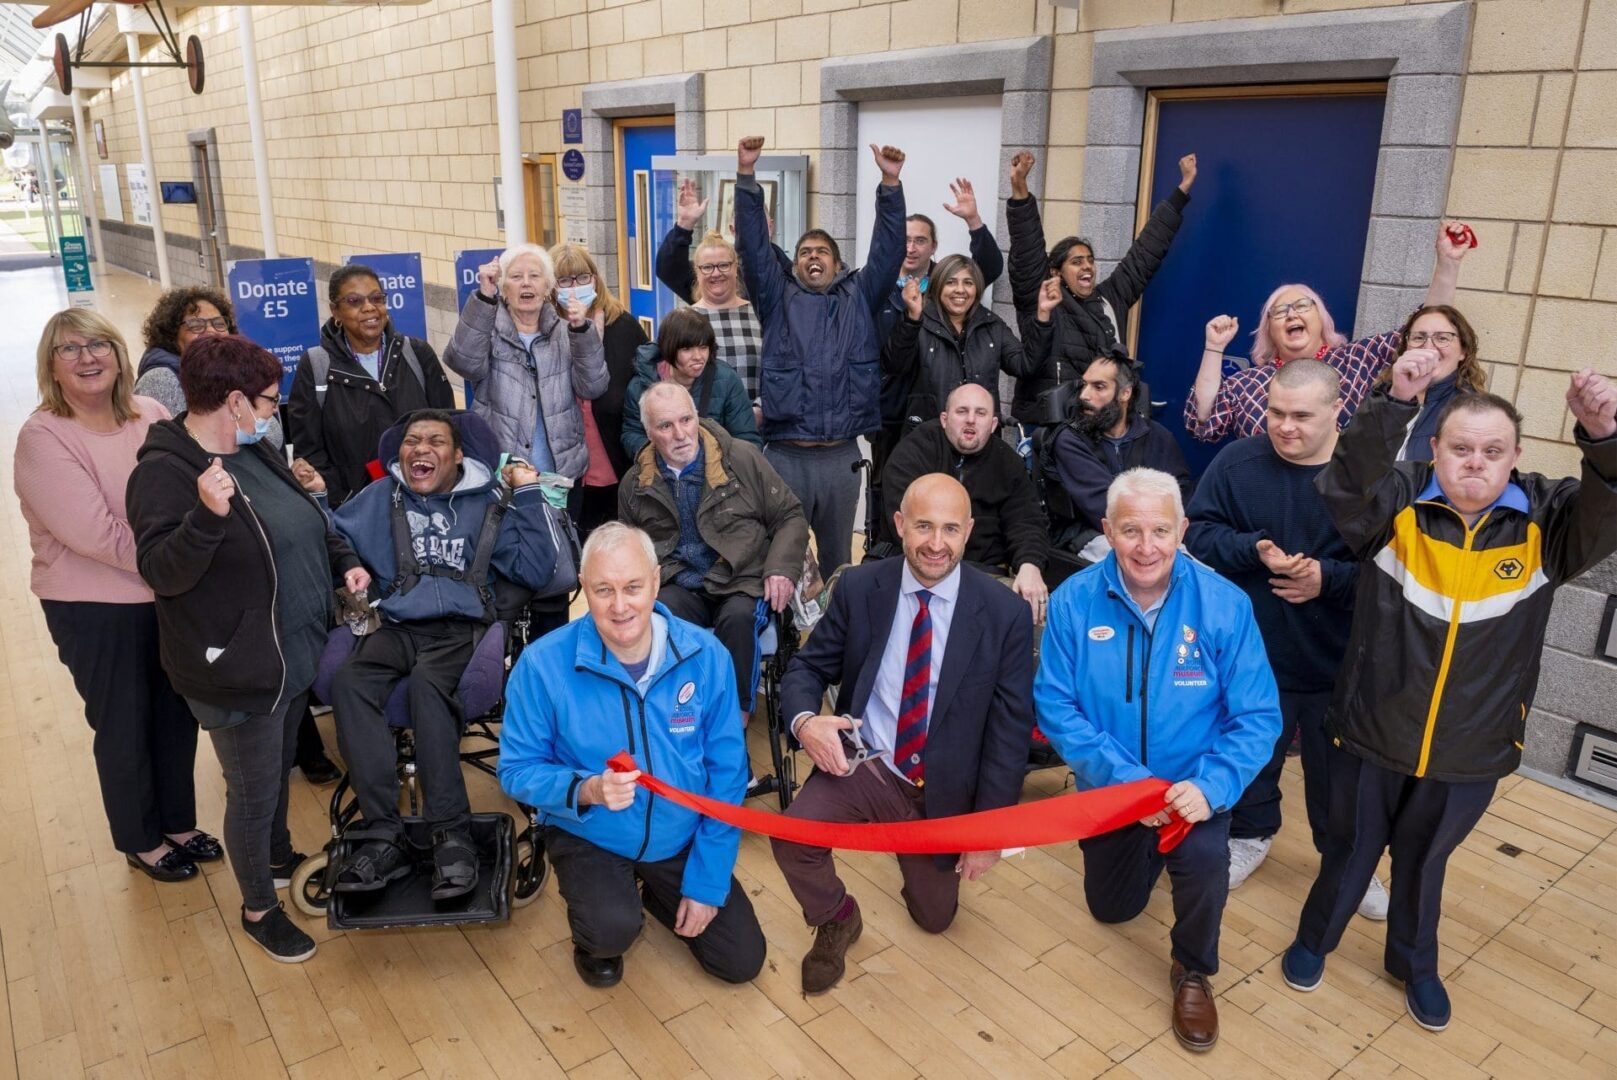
1227 836 1273 889
1358 874 1390 921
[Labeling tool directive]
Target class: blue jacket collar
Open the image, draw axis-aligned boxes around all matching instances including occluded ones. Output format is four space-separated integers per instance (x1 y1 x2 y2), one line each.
1417 473 1530 516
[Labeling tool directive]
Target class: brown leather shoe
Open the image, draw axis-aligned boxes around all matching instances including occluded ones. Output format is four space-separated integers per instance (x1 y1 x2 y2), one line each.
1170 961 1219 1052
802 897 863 995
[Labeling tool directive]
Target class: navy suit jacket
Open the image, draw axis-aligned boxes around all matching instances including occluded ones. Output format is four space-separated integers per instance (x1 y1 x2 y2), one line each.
780 559 1036 863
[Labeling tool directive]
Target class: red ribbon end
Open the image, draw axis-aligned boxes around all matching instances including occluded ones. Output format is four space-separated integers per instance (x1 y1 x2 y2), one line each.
606 751 639 774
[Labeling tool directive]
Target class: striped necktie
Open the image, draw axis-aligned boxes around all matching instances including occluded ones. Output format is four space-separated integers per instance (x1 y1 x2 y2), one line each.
895 589 932 784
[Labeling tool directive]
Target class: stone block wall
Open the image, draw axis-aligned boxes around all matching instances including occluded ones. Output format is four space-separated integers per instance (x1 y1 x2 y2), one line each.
1527 553 1617 786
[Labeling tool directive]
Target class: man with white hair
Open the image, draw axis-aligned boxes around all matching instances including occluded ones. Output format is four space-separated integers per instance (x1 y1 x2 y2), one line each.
498 523 766 989
1035 467 1282 1053
619 381 808 755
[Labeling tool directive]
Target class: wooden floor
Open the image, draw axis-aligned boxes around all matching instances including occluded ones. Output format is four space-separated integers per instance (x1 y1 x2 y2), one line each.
4 266 1617 1079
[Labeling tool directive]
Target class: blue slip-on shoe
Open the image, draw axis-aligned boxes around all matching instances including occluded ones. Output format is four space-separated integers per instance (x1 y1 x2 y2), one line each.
1405 977 1451 1032
1281 941 1325 992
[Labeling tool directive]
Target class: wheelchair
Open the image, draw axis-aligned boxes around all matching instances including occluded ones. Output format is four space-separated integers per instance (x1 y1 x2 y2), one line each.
752 602 805 810
288 609 548 927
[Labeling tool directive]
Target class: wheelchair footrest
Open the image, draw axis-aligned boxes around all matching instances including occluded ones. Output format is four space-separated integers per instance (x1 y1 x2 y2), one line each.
327 812 515 930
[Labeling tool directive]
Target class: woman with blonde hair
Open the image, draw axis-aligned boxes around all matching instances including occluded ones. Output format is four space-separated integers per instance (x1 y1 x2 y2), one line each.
13 308 215 884
1186 222 1475 443
548 241 648 534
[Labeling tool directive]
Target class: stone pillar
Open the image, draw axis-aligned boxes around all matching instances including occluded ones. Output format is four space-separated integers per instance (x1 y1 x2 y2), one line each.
1525 553 1617 788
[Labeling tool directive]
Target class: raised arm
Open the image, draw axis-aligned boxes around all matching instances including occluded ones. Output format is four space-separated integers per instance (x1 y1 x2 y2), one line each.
1004 151 1047 318
943 177 1005 286
1424 220 1473 309
1315 359 1432 558
734 136 788 326
1185 314 1241 441
1102 153 1195 310
855 143 908 317
127 458 230 597
653 179 707 302
443 266 501 384
1542 368 1617 581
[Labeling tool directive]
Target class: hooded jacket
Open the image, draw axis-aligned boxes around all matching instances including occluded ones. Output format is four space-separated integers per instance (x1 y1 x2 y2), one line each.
1318 389 1617 782
619 420 807 599
442 292 609 478
737 173 906 442
1005 189 1190 419
878 418 1050 575
619 343 761 459
287 321 457 508
880 299 1051 427
497 603 749 907
1045 414 1194 535
1034 550 1282 814
126 419 361 714
329 411 561 626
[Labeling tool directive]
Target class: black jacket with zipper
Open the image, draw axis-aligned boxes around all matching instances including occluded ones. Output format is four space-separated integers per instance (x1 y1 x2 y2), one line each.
1005 188 1189 419
880 299 1051 428
287 320 456 508
127 418 362 715
1318 389 1617 782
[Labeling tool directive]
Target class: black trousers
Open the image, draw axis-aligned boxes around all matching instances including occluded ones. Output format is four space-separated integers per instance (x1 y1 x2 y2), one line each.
41 600 199 854
545 826 766 983
576 482 619 541
657 583 759 710
1296 746 1494 983
1079 811 1231 976
330 621 476 838
1231 689 1332 850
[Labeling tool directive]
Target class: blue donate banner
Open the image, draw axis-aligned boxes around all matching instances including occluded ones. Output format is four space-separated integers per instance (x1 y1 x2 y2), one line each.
454 248 503 407
230 257 319 400
345 252 427 340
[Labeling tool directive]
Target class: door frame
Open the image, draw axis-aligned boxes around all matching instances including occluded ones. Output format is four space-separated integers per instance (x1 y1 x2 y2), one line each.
612 116 672 305
187 127 227 287
523 154 559 248
1126 81 1389 358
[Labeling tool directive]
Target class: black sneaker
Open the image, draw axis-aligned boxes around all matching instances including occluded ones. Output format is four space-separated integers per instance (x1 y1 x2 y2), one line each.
240 903 316 963
271 851 308 889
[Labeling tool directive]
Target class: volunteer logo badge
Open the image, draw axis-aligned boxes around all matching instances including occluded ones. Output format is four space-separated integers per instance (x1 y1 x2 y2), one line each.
1088 626 1115 641
1182 625 1197 644
677 681 696 705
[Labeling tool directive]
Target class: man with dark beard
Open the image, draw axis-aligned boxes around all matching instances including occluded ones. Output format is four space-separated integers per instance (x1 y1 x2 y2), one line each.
1045 357 1192 559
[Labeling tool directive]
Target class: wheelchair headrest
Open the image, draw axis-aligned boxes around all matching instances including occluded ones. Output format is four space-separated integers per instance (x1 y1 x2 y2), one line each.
376 410 501 476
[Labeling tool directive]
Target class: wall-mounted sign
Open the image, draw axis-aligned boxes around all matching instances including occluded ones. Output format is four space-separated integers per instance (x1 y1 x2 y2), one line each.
561 149 585 182
228 257 319 400
562 108 582 145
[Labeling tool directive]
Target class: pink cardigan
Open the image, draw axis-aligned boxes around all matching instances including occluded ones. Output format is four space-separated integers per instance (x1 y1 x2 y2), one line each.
13 396 170 604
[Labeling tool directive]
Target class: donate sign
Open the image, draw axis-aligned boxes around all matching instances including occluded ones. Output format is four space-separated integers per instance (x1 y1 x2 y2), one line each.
454 248 504 310
229 257 319 400
345 252 427 340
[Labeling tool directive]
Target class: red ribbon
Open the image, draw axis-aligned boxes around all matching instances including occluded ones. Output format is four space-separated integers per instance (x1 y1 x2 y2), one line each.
606 752 1191 854
1446 223 1478 250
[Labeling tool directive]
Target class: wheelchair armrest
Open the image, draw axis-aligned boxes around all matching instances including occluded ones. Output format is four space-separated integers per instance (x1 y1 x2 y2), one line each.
457 621 508 719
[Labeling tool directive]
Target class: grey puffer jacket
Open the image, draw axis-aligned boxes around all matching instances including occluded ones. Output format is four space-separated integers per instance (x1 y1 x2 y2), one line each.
443 293 608 479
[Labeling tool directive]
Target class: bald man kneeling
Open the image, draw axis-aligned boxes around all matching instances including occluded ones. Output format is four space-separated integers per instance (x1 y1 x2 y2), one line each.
772 473 1037 994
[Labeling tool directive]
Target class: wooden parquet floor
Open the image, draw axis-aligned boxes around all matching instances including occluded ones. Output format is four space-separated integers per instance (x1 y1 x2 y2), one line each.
4 266 1617 1079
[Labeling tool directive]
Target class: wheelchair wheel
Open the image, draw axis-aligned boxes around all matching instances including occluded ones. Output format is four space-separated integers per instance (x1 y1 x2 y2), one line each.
290 850 332 918
512 836 547 908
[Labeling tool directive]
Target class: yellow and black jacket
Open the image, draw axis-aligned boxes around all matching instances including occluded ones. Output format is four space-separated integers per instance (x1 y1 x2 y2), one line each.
1318 389 1617 782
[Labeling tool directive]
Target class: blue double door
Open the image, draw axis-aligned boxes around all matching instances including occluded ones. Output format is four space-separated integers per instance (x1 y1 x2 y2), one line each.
617 121 677 338
1129 88 1387 476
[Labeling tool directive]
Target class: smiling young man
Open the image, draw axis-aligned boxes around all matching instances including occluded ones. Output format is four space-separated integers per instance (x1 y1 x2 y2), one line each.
771 473 1036 995
1282 360 1617 1034
498 523 767 990
1185 361 1384 914
318 410 561 902
1035 467 1282 1053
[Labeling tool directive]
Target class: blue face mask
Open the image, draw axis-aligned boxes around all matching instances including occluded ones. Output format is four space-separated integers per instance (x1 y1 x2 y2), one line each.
236 411 273 446
557 283 597 309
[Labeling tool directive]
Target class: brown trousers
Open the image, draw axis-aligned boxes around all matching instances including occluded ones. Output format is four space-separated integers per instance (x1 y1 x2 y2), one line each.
770 759 960 932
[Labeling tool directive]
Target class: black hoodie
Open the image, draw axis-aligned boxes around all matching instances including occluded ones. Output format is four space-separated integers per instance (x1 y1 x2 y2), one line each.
286 320 456 507
127 418 361 715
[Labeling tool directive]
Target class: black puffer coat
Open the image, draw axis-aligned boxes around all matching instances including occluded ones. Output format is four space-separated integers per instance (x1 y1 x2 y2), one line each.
882 300 1050 428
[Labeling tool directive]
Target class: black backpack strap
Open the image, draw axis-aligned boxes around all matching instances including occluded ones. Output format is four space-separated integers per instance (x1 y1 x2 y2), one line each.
466 487 513 621
388 486 420 595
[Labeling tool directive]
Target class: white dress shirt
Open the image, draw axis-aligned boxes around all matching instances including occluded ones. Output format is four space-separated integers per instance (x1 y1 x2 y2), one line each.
862 561 960 782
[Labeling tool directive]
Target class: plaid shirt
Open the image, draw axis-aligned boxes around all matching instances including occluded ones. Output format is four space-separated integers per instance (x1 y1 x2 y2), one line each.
698 304 763 404
1184 329 1404 442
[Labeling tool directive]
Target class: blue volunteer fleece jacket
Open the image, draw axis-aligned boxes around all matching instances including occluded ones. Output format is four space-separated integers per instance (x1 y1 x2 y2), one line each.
329 411 559 624
497 603 748 906
1034 551 1282 814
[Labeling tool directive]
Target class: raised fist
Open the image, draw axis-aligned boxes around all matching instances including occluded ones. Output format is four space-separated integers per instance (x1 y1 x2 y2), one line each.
1204 315 1239 351
871 143 906 185
476 259 500 299
1568 367 1617 441
1178 153 1198 192
902 276 923 320
1037 276 1062 321
1390 346 1443 401
1009 151 1035 200
737 136 765 174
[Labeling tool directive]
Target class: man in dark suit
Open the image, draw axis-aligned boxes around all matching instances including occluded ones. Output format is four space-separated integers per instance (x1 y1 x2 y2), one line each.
771 473 1036 995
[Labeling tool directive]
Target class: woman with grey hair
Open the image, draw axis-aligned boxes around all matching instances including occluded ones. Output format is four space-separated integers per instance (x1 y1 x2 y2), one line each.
443 242 609 478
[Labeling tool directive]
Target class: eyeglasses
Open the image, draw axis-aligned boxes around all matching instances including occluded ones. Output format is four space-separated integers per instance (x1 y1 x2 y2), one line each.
339 292 388 310
252 393 280 409
1407 331 1458 347
1268 297 1317 320
54 340 115 360
696 261 734 276
556 273 594 288
182 316 230 333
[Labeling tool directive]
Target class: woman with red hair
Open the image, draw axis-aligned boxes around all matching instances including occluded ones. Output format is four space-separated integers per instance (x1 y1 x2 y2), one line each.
1186 222 1474 443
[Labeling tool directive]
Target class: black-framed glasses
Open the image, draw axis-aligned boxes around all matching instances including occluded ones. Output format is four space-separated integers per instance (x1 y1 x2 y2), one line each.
339 292 388 310
696 261 734 276
1268 297 1317 320
54 340 115 360
556 273 594 288
182 316 231 334
252 393 280 410
1407 331 1458 347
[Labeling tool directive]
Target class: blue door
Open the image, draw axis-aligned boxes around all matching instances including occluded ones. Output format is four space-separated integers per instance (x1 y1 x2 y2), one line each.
1132 89 1386 476
617 121 676 337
